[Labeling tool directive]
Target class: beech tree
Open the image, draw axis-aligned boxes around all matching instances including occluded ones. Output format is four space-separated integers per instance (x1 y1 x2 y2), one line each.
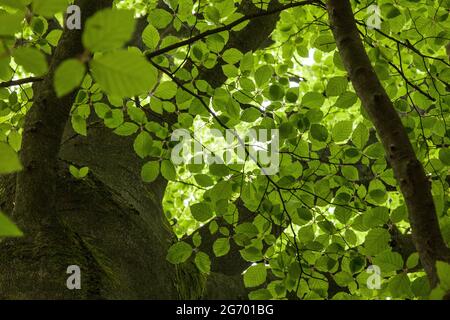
0 0 449 299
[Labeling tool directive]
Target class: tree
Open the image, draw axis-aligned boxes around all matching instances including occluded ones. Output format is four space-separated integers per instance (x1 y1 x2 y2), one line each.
0 0 449 300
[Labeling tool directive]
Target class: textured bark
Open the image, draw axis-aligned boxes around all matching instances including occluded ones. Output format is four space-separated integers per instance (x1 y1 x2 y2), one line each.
0 122 184 299
13 0 112 232
327 0 450 287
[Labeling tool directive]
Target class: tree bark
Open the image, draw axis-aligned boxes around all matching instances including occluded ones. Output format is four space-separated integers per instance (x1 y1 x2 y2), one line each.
13 0 112 232
327 0 450 288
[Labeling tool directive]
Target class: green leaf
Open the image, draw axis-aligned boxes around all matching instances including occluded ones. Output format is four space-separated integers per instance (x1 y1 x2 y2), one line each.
368 180 387 204
71 115 87 136
292 207 313 225
114 122 139 136
222 48 243 65
161 160 176 181
69 165 89 179
388 273 412 297
148 9 173 29
190 202 212 222
0 0 30 10
335 207 353 224
222 64 239 78
13 47 48 76
133 131 153 159
411 276 430 297
240 52 254 72
54 59 86 97
104 109 124 129
0 142 22 174
349 256 365 274
268 84 285 101
436 261 450 290
213 238 230 257
210 164 229 176
301 92 324 108
334 271 354 287
31 16 47 35
7 130 21 152
32 0 67 17
209 221 219 234
382 4 401 19
192 232 202 247
406 252 419 269
363 207 389 228
142 24 160 50
352 123 369 149
365 142 385 159
205 6 220 23
194 251 211 274
83 9 136 52
209 181 233 202
332 120 353 142
314 35 336 52
127 107 147 124
248 289 272 300
279 122 294 139
46 29 62 46
141 161 159 183
236 223 259 237
0 12 24 36
226 98 240 119
241 108 260 122
318 220 336 234
372 251 403 273
364 228 391 255
166 241 192 264
335 91 357 109
244 263 267 288
90 50 157 98
0 211 23 237
94 102 110 118
326 76 348 97
194 174 214 187
154 81 177 100
254 65 273 87
206 34 226 53
310 124 328 142
439 148 450 165
341 166 359 181
286 88 299 103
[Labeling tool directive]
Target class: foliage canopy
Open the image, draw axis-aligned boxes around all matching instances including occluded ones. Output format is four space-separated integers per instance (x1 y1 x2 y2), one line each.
0 0 450 300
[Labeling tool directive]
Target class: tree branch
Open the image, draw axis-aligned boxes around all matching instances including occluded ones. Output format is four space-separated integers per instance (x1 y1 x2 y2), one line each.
327 0 450 288
0 76 43 88
145 0 322 60
355 19 450 68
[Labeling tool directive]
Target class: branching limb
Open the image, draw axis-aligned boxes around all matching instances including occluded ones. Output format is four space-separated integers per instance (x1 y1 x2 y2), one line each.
327 0 450 288
0 76 43 88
